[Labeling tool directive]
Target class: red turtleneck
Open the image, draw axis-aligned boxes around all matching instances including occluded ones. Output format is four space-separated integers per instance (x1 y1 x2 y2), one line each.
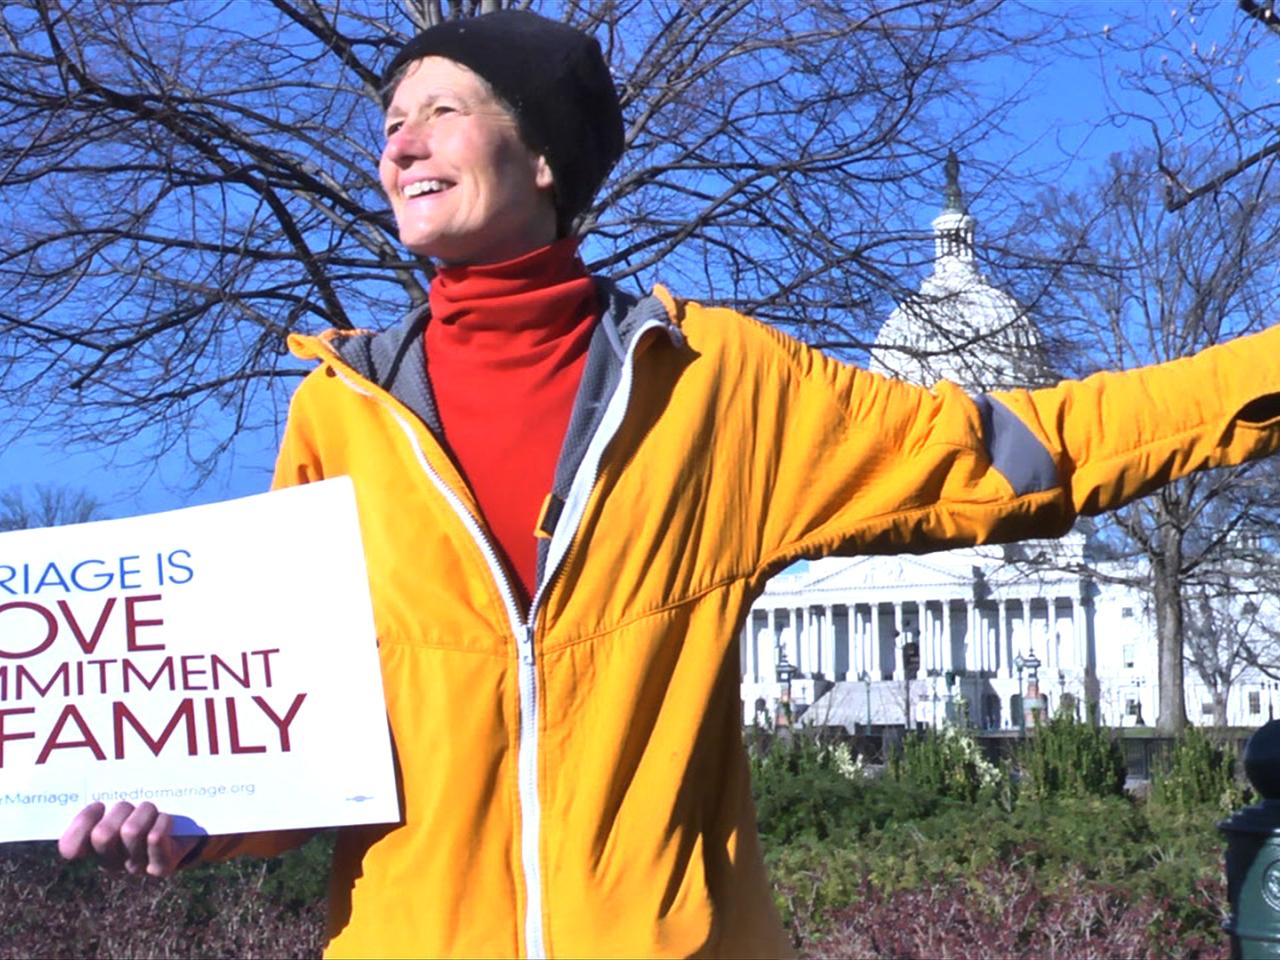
426 238 598 606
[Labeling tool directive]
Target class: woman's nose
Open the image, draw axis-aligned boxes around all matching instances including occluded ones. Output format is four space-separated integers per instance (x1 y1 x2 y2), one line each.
384 123 429 164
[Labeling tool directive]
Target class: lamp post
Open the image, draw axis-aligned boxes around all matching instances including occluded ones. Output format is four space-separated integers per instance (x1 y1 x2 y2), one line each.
855 670 865 732
900 632 920 732
1014 653 1026 736
1018 655 1039 727
776 651 795 729
1023 651 1042 729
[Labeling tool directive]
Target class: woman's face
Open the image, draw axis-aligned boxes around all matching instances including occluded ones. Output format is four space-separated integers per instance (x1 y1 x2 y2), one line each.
380 57 556 265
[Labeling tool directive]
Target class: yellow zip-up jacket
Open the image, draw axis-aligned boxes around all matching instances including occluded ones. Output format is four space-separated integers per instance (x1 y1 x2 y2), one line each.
244 283 1280 958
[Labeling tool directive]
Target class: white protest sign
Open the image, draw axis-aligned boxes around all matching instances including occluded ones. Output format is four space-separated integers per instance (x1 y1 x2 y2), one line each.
0 478 398 842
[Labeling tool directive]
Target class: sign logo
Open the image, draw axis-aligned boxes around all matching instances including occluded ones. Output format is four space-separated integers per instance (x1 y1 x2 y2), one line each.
1263 858 1280 912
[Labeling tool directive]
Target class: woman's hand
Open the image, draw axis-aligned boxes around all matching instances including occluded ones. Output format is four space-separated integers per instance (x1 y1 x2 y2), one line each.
58 801 200 877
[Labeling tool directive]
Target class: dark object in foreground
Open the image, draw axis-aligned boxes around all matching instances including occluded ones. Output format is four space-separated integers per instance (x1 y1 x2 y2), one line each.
1220 720 1280 959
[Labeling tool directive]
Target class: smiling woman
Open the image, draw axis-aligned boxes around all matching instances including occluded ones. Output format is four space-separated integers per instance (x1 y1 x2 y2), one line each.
52 7 1280 960
378 57 556 265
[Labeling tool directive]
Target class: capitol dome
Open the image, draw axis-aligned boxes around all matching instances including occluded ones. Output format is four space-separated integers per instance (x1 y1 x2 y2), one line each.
869 153 1049 392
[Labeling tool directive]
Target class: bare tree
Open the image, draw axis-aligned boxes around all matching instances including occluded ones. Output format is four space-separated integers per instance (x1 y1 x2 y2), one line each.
1093 0 1280 211
1181 459 1280 725
1185 582 1279 727
0 484 102 529
0 0 1070 478
1029 147 1280 733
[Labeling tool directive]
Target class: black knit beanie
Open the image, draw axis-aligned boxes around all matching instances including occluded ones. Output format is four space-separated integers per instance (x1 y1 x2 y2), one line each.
382 10 624 231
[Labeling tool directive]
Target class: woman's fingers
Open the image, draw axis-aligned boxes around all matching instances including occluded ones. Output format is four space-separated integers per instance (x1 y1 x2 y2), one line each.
146 812 198 877
118 802 160 875
88 801 137 870
59 800 197 876
57 801 107 861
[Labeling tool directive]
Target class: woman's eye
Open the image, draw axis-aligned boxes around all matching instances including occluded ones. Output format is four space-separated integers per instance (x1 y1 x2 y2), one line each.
384 120 403 139
430 104 457 120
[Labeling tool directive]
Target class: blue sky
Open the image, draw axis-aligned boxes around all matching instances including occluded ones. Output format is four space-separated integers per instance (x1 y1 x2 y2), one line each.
0 1 1268 520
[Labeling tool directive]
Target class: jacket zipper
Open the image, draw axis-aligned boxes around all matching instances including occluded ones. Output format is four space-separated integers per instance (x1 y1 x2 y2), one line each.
530 318 674 615
322 315 673 958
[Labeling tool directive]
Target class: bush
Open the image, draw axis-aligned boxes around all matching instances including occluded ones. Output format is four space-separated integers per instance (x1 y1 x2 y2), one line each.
887 726 1006 804
0 837 330 959
768 792 1228 957
1018 708 1125 802
1151 726 1249 816
750 734 866 845
803 867 1226 960
751 733 943 846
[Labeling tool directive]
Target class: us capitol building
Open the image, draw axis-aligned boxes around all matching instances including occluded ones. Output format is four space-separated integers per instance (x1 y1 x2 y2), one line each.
739 157 1280 732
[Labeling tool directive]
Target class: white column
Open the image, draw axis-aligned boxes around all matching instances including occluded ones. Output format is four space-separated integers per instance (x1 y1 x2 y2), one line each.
928 601 940 673
941 601 954 673
793 608 803 674
874 604 886 680
983 609 993 675
757 616 775 686
803 609 814 675
997 600 1009 678
1047 599 1059 675
921 602 929 665
893 603 906 680
935 603 945 672
793 609 803 675
969 602 981 673
983 604 993 670
1073 597 1088 678
924 603 934 673
846 606 858 679
932 602 943 673
808 607 820 676
1058 606 1074 676
829 604 839 680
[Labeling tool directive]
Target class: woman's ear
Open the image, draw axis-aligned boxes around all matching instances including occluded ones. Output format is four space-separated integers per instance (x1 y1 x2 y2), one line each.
535 155 554 192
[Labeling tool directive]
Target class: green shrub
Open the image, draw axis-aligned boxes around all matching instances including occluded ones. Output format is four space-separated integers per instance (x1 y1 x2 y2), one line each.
887 726 1006 804
1151 725 1249 815
750 733 939 846
765 792 1218 950
751 735 864 845
1018 708 1125 802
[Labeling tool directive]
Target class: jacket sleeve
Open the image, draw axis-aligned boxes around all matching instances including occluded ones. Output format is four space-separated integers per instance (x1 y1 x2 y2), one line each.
739 317 1280 571
986 329 1280 517
271 370 328 490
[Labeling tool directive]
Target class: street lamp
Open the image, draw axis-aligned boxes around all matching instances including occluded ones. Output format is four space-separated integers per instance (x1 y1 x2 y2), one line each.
1022 651 1042 729
1014 653 1026 736
776 651 795 728
858 670 871 731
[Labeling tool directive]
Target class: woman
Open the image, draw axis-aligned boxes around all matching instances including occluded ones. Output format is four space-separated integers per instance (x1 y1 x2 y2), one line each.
60 9 1280 958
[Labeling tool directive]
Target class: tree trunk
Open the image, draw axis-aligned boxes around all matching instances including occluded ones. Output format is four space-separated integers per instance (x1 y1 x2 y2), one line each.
1152 542 1188 734
1212 687 1229 728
